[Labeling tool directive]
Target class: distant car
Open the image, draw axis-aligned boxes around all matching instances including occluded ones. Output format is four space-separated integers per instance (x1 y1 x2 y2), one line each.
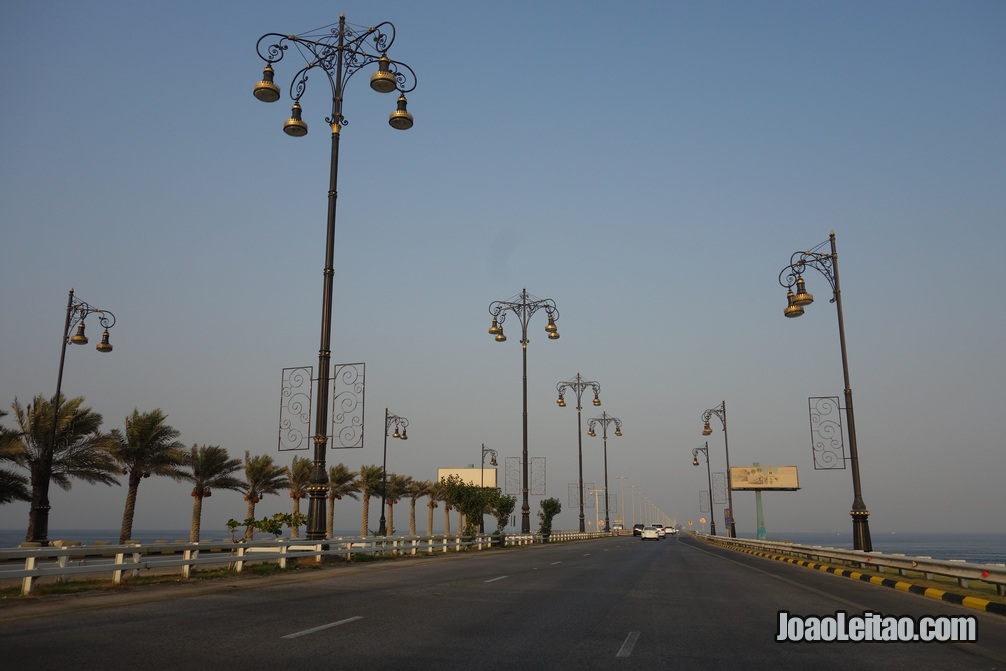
653 523 666 538
666 526 678 535
640 525 659 541
611 523 624 534
632 523 645 537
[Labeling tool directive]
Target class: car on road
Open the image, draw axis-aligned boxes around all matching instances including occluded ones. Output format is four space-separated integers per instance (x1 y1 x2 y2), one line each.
653 524 666 538
640 525 660 540
611 523 624 535
632 523 645 536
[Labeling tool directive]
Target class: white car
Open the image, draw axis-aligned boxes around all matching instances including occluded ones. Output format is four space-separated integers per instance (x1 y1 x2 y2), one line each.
640 525 659 540
653 524 666 538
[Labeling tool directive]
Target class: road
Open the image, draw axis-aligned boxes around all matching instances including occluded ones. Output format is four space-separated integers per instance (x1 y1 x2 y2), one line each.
3 534 1004 669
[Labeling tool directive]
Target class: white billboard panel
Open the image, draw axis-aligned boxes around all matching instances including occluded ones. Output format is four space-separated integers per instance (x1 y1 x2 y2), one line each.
437 467 497 488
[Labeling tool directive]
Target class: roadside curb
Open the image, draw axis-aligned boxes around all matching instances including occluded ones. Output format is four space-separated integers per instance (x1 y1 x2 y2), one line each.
722 543 1006 618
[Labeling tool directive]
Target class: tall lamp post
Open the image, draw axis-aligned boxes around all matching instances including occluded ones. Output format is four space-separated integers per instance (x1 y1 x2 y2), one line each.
702 400 736 538
630 484 640 527
615 475 628 528
587 412 621 533
487 288 560 533
779 231 871 552
252 16 417 541
556 373 601 532
378 408 408 536
691 442 717 536
480 444 498 533
33 289 116 545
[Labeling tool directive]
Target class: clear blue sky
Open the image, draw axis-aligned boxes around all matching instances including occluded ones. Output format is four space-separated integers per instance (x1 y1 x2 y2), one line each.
2 0 1004 538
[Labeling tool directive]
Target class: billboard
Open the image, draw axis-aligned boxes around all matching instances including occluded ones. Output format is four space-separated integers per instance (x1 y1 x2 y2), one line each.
729 465 799 491
437 467 497 488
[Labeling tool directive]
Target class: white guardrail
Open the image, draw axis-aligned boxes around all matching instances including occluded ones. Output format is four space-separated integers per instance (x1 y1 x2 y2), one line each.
698 533 1006 596
1 531 609 596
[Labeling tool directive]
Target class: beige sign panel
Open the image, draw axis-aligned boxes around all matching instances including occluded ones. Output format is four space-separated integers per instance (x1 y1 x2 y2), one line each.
729 465 799 491
437 467 497 488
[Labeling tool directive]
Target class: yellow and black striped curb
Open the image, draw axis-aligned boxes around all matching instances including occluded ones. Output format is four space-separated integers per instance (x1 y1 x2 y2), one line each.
721 544 1006 618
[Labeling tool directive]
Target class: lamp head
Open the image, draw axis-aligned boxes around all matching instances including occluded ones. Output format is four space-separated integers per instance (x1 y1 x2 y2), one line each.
556 394 566 407
592 393 601 406
547 329 560 340
792 277 814 306
490 455 497 466
283 102 308 137
388 94 414 130
587 428 596 437
614 427 622 437
253 64 281 103
399 427 408 440
488 318 500 335
495 328 507 342
702 421 712 436
96 329 113 353
784 289 805 318
392 425 401 439
692 457 700 466
545 315 558 333
70 323 88 345
370 55 398 94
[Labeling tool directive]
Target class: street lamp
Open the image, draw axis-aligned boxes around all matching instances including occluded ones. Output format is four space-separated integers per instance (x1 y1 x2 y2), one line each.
33 289 116 544
556 373 601 532
253 16 417 541
587 412 621 533
691 442 717 536
778 230 871 552
378 408 408 536
479 443 498 533
701 400 736 538
487 288 560 533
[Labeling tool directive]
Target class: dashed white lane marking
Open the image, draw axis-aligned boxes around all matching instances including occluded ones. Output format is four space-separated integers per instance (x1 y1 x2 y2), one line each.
617 631 641 657
283 616 364 639
484 575 508 583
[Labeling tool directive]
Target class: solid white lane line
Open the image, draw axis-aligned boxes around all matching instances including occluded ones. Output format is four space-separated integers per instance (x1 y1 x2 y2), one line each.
283 616 364 639
617 631 641 657
550 561 562 565
484 575 508 583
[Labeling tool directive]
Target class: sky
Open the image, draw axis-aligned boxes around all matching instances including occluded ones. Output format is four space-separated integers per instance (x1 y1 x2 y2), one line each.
2 0 1004 539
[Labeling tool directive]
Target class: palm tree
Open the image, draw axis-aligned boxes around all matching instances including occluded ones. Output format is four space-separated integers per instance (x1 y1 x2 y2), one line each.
327 463 359 537
426 480 444 536
241 452 288 539
384 473 411 536
407 479 432 536
178 444 243 542
7 394 119 541
0 409 31 505
285 456 312 539
356 464 384 536
107 409 186 543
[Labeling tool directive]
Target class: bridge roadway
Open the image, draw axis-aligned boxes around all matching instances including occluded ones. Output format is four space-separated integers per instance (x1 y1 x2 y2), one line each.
2 534 1004 669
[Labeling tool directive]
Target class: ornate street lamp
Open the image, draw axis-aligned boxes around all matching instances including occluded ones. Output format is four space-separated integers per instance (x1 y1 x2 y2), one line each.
253 16 417 540
587 411 621 533
487 288 560 533
479 443 498 533
378 408 409 536
778 230 871 551
556 373 601 532
701 400 736 538
33 289 116 544
691 442 717 536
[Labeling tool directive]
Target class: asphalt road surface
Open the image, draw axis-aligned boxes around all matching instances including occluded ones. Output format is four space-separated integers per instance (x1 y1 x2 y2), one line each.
3 534 1004 669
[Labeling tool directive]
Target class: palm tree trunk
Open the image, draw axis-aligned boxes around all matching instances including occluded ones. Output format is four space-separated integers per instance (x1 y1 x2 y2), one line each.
409 500 417 536
427 504 434 536
190 495 203 543
244 499 257 540
456 511 463 535
291 496 301 540
444 506 450 536
387 500 394 536
326 493 336 538
361 492 371 536
119 473 141 544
